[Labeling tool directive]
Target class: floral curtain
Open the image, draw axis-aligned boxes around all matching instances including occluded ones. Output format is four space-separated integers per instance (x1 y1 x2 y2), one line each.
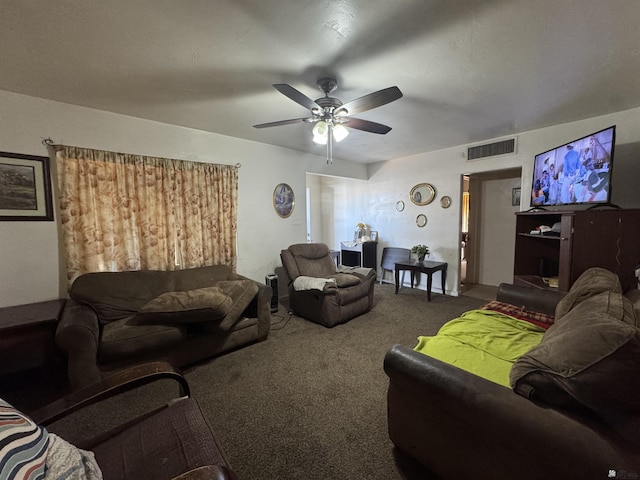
56 145 237 284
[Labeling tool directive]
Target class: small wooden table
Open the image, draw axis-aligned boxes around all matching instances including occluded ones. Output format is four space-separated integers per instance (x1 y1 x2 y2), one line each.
0 299 65 375
394 260 448 301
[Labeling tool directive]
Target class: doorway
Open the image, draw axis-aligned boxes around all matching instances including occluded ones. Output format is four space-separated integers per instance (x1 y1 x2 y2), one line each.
460 168 522 299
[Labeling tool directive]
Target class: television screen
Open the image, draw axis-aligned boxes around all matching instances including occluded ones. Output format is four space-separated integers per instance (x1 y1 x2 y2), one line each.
530 125 615 208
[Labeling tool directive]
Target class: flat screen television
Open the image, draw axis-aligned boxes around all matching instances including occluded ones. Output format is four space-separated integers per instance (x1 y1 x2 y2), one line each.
530 125 616 208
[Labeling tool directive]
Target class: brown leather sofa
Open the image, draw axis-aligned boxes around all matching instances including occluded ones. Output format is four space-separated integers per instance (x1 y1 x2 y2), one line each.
384 276 640 480
280 243 376 327
56 265 271 389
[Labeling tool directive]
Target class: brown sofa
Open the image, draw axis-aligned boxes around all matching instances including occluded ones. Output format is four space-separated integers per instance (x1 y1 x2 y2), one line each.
56 265 271 389
280 243 376 327
384 268 640 480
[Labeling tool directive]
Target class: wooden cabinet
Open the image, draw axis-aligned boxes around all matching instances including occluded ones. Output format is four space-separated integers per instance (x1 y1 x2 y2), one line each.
341 241 377 268
513 209 640 292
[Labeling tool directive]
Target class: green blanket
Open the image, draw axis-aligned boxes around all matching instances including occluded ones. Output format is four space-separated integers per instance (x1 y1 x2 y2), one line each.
414 309 545 387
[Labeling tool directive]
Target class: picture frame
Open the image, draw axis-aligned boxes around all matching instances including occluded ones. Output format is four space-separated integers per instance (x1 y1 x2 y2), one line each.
512 187 521 206
370 231 378 241
0 151 54 221
273 183 295 218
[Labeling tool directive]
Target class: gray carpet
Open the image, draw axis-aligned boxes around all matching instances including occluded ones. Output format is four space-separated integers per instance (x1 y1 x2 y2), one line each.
182 283 484 480
24 283 485 479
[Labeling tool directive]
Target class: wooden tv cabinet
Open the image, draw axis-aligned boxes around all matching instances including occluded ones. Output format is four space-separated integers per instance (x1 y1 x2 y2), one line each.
513 209 640 292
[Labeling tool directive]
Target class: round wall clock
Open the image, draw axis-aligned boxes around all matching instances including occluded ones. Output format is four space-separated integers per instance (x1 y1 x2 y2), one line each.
440 196 452 209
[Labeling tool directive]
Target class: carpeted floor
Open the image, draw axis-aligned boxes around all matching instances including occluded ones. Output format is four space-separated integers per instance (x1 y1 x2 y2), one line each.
182 283 485 480
8 283 487 479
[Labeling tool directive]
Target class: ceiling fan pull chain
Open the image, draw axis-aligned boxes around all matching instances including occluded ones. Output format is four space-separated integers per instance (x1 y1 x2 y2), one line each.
327 125 333 164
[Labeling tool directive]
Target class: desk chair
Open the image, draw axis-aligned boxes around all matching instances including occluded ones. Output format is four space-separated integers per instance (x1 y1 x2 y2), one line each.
380 247 411 285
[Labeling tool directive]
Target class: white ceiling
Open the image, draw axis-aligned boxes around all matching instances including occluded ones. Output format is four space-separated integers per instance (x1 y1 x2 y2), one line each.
2 0 640 164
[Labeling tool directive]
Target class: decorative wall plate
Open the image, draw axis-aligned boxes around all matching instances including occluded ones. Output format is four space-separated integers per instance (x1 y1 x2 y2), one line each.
440 195 452 209
409 183 436 206
416 214 427 227
273 183 295 218
395 200 405 212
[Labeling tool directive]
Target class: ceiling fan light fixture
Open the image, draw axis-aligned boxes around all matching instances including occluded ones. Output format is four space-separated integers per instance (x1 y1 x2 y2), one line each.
312 121 329 144
332 124 349 142
256 79 402 163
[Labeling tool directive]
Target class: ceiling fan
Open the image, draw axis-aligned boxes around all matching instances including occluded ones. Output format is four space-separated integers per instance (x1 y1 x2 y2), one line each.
253 78 403 163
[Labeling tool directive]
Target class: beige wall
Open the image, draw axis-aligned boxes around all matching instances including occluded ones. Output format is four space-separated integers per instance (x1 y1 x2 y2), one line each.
311 108 640 294
0 90 366 308
2 88 640 307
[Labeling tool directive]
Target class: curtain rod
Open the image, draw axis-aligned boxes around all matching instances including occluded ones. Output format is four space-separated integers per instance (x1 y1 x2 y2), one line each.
41 137 241 167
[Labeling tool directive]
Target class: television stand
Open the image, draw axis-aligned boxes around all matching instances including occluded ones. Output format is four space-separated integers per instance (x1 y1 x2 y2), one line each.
586 202 621 210
513 209 640 292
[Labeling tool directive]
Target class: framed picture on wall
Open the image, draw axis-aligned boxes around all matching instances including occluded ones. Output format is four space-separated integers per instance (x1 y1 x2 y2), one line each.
273 183 295 218
512 187 521 206
0 151 54 221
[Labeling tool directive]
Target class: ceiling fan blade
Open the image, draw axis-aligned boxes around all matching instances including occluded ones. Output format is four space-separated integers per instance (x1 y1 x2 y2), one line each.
273 84 321 111
253 117 315 129
337 86 403 115
345 117 392 134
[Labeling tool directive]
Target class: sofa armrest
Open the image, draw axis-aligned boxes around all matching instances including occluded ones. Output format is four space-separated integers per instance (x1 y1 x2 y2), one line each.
171 465 239 480
228 272 272 335
55 299 102 389
31 361 189 426
384 344 638 479
496 282 566 316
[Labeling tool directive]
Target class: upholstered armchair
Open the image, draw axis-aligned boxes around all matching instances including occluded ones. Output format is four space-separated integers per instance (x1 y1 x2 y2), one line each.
280 243 376 327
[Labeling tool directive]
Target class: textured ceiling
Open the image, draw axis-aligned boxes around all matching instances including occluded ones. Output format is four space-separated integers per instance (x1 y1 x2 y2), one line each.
1 0 640 164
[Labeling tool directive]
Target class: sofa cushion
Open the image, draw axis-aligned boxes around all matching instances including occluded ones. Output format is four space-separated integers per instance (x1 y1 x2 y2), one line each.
91 397 226 480
0 398 49 479
282 243 337 278
129 286 233 325
99 320 187 362
510 293 640 443
329 273 361 288
70 270 175 322
554 267 622 319
70 266 234 323
215 280 260 330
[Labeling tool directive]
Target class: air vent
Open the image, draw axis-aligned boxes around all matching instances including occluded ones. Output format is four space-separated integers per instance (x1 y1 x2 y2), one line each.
467 138 516 160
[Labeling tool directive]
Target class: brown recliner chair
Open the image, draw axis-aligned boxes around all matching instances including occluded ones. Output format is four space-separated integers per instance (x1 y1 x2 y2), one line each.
280 243 376 327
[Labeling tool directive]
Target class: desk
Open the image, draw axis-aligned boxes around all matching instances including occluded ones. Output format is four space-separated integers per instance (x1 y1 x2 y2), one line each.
340 241 377 268
394 260 447 301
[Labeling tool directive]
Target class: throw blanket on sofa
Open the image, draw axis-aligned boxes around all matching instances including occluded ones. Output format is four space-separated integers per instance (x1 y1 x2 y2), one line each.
293 276 336 291
414 309 545 387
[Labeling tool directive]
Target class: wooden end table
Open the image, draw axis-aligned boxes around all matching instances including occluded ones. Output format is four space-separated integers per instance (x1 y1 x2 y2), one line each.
394 260 448 301
0 299 66 376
